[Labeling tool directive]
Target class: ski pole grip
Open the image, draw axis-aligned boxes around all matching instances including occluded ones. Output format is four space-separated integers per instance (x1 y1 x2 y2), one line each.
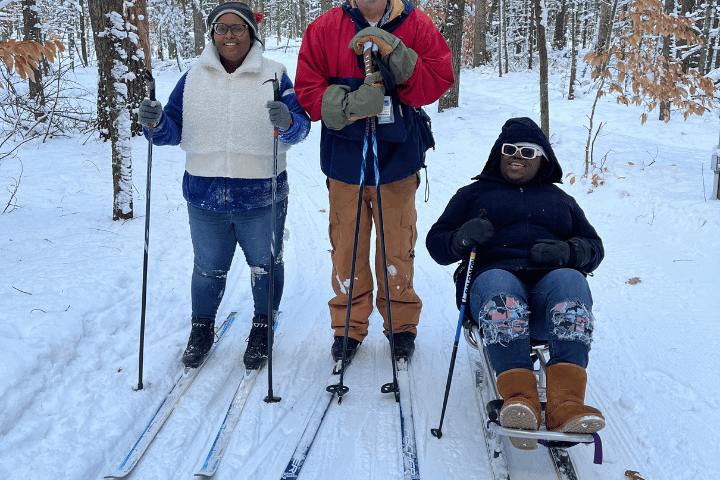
272 73 280 101
144 70 156 101
363 41 377 77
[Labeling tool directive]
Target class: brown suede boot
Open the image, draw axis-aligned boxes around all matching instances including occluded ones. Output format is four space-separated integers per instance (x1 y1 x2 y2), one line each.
545 363 605 433
496 368 542 450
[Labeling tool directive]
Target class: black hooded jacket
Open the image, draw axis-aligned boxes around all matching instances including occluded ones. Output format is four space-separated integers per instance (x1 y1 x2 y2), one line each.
425 117 604 308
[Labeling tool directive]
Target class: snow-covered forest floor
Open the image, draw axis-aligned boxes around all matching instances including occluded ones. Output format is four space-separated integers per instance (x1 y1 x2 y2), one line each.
1 40 719 479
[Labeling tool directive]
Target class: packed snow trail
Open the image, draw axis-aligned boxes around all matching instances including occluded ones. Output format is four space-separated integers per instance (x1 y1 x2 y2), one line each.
4 40 715 480
100 57 653 479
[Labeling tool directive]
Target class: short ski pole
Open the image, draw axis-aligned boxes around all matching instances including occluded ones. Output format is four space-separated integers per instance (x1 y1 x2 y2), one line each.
137 69 155 391
263 73 281 404
431 247 477 438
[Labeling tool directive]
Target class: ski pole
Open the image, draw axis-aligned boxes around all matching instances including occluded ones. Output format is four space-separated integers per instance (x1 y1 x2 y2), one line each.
263 73 281 404
326 45 379 404
359 42 402 403
137 69 155 391
431 247 477 438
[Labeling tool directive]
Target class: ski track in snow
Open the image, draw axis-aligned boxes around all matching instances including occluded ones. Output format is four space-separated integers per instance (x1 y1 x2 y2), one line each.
1 42 719 480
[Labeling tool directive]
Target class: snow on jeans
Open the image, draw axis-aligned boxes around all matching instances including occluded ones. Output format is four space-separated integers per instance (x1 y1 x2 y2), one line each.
468 268 595 375
327 175 422 341
187 199 287 322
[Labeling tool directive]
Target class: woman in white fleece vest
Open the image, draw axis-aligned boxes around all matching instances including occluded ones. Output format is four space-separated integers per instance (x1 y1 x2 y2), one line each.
138 2 310 371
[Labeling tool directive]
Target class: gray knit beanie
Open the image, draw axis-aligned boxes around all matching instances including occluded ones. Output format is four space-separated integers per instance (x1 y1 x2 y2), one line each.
206 2 261 39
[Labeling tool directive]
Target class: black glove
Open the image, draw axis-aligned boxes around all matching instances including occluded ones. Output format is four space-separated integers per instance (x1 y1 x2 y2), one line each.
450 216 494 257
530 238 591 268
266 100 292 131
138 98 162 127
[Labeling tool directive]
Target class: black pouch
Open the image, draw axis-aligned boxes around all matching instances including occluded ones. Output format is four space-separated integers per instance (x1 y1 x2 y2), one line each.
414 106 435 154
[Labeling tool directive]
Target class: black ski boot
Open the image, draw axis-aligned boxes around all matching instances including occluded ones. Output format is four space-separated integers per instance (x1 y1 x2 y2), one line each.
389 331 416 362
243 314 270 370
331 336 361 363
181 318 215 368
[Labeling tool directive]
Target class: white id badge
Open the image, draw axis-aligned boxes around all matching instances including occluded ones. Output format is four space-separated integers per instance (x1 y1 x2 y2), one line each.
378 96 394 124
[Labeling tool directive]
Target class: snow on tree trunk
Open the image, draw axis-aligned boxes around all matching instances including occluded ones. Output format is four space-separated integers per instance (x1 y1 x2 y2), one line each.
88 0 134 220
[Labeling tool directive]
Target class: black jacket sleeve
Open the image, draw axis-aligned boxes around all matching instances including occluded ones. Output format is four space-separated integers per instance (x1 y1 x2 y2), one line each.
426 186 471 266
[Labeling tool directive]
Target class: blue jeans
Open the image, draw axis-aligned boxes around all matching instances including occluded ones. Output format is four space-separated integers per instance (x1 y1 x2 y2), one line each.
468 269 595 375
187 199 287 321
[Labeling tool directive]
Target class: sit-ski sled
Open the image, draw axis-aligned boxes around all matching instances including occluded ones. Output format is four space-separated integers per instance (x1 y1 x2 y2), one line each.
463 318 603 480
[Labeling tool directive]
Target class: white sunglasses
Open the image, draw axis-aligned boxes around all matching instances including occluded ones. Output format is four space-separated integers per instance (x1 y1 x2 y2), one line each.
502 143 542 160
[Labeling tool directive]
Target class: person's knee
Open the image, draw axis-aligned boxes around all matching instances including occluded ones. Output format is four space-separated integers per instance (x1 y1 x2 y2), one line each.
193 263 229 280
480 294 530 345
550 300 594 346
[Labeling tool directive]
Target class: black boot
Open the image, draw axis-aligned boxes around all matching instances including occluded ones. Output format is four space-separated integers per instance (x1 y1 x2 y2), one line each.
389 331 416 361
181 318 215 368
243 314 270 370
331 336 361 363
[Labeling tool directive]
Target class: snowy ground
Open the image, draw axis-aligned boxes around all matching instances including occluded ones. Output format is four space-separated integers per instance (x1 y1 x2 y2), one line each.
1 39 719 480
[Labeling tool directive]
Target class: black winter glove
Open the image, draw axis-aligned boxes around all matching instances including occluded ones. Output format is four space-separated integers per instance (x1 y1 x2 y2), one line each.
450 216 494 258
530 237 591 268
138 98 162 127
266 100 292 131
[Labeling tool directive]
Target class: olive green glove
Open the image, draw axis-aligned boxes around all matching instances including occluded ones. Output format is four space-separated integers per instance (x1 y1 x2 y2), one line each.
321 72 385 131
349 27 418 85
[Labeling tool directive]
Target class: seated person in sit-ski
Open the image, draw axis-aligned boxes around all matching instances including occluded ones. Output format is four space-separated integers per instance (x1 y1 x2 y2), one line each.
426 117 605 450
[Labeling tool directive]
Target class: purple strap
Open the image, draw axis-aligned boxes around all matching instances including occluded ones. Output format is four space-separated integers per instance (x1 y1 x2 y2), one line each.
590 432 603 464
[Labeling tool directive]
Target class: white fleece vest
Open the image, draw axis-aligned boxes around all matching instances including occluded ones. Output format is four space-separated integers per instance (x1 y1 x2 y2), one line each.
181 41 289 179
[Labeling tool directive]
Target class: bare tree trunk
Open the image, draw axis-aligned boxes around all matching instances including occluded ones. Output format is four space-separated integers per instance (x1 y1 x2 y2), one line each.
503 1 508 74
299 0 308 36
498 0 503 77
439 0 466 111
23 0 45 115
472 0 488 67
568 0 578 99
534 0 549 136
699 0 712 74
321 0 332 14
192 0 205 56
528 0 535 70
659 0 673 120
88 0 134 220
596 0 612 53
553 0 567 50
157 27 165 61
168 35 177 62
79 0 89 66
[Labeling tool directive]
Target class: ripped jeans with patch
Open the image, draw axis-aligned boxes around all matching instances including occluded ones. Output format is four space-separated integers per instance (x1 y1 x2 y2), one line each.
468 268 595 375
188 200 287 322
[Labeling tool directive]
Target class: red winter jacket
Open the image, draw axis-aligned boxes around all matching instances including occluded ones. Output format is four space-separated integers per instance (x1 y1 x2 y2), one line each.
295 0 454 185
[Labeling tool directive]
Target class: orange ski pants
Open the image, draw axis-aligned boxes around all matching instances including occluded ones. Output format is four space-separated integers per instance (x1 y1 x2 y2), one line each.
327 174 422 342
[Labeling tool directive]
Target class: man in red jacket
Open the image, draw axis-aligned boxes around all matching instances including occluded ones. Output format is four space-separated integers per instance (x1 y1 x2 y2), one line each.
295 0 453 365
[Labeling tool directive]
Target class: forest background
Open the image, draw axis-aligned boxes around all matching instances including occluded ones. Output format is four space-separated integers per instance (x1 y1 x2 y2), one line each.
2 0 720 219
